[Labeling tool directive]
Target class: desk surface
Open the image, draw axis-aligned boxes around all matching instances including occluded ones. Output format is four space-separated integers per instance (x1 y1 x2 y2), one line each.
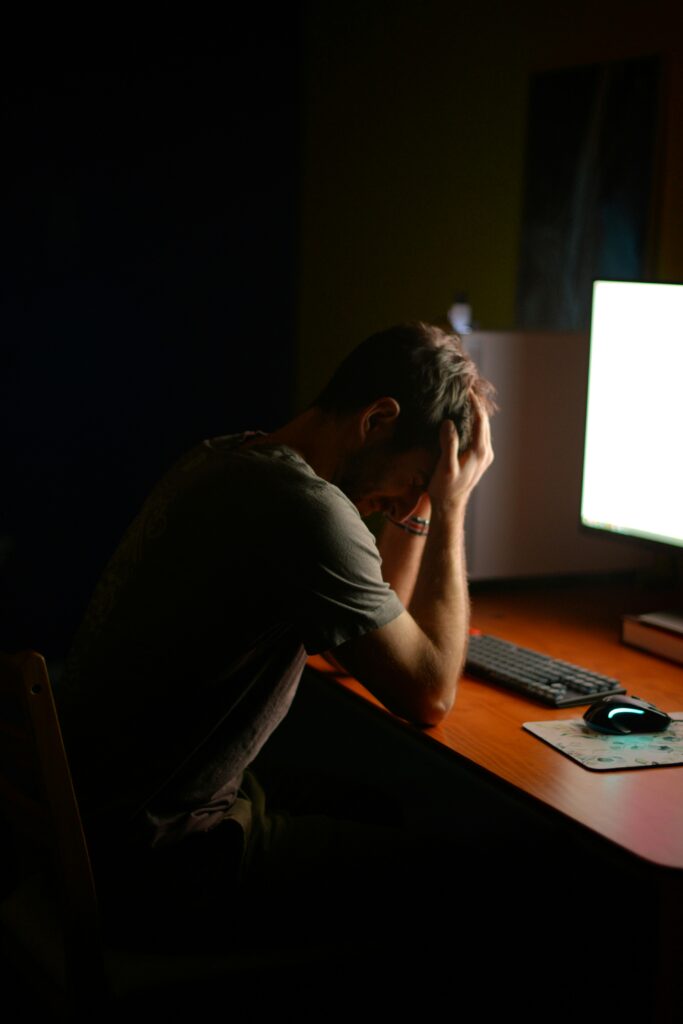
309 577 683 871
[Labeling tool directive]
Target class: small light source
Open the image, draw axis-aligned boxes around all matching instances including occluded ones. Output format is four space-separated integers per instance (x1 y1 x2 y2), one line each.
607 708 645 719
446 292 472 334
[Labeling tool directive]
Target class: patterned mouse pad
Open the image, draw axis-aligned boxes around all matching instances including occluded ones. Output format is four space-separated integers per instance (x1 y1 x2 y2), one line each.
523 713 683 770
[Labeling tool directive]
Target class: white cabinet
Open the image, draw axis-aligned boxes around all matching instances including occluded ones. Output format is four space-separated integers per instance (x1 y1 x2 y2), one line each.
464 331 655 580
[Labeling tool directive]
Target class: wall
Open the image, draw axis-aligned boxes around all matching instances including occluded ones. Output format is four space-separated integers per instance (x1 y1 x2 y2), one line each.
3 6 681 654
0 20 303 658
296 0 683 407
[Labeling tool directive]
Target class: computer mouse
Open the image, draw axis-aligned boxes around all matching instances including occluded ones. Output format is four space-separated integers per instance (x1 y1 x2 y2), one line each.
583 694 672 735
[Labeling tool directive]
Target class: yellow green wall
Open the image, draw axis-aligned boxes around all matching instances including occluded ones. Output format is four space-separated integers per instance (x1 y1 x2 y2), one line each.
295 1 683 408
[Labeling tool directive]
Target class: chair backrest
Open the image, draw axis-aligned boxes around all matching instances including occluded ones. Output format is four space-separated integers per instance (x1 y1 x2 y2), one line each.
0 649 107 1008
1 651 340 1015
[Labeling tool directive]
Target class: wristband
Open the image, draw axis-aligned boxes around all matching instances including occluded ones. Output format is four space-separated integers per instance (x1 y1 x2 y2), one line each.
384 513 430 536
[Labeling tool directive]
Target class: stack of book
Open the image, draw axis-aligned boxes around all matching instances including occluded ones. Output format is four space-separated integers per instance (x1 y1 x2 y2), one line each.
621 610 683 666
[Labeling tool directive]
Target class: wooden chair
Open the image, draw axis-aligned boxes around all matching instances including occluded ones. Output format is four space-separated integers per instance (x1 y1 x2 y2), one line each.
0 650 335 1019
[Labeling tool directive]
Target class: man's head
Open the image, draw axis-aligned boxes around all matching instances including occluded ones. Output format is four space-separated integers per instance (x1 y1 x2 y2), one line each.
313 321 496 457
312 322 496 519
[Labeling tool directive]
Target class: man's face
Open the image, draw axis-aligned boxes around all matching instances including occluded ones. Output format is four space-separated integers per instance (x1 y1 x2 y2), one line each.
334 440 437 521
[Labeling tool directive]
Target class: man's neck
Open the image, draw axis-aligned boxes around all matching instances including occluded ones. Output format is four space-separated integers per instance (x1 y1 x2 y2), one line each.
259 408 356 483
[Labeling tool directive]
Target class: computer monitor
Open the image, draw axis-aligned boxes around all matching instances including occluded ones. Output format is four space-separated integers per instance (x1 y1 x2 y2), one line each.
580 279 683 630
581 279 683 552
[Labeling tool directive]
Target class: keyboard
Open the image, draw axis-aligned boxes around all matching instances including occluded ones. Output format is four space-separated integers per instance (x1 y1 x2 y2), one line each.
465 632 626 708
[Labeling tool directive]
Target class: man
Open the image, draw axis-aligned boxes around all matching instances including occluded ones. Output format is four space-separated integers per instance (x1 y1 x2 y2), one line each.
57 320 495 958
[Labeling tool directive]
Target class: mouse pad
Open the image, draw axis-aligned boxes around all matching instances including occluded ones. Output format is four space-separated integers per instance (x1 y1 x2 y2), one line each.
523 713 683 770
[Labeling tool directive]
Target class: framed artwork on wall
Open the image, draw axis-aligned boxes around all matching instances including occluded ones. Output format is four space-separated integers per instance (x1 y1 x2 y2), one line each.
516 55 662 330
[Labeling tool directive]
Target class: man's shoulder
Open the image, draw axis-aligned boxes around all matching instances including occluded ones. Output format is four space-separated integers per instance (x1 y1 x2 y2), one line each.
204 435 356 511
163 434 370 556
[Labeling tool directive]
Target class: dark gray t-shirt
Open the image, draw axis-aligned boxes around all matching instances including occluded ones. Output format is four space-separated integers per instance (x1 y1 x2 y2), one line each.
58 434 403 862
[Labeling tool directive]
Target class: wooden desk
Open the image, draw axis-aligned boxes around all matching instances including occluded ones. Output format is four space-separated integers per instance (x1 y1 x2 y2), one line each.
308 576 683 871
302 576 682 1022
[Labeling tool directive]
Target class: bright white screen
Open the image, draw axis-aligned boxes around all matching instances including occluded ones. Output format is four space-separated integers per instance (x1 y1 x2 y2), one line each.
581 280 683 550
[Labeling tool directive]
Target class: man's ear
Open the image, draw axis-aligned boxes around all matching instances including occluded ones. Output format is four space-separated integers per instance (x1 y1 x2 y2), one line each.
359 397 401 443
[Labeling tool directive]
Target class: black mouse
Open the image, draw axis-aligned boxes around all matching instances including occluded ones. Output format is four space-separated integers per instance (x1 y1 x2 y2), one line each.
583 694 672 735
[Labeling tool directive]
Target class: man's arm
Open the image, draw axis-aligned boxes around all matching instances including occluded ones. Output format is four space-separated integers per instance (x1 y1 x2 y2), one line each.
333 398 493 727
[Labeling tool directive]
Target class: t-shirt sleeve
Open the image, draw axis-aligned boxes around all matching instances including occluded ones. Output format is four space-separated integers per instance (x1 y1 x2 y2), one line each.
287 480 404 654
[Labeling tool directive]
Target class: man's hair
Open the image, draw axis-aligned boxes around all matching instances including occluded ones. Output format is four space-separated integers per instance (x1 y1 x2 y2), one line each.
313 322 496 453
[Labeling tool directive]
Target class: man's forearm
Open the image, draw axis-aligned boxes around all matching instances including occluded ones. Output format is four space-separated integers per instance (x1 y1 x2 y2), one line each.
331 504 472 726
408 503 470 693
378 489 472 702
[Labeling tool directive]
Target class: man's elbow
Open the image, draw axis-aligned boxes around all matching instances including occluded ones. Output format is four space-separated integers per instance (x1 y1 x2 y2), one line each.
409 683 457 727
413 652 461 725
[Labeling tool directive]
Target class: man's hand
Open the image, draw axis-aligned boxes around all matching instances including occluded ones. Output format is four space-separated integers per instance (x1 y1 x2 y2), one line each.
429 394 494 518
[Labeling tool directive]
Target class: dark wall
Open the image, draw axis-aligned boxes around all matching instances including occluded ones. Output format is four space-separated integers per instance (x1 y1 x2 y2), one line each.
0 21 302 660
